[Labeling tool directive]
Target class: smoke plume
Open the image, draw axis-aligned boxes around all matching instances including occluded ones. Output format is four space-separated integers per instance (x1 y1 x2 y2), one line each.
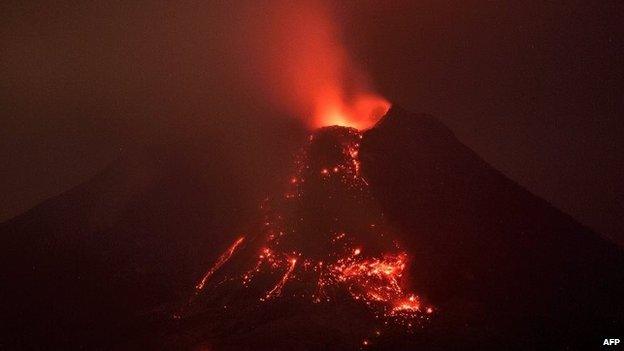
236 1 389 130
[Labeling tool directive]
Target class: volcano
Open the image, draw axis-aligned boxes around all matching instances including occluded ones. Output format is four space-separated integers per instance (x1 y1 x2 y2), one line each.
2 106 623 350
173 125 433 349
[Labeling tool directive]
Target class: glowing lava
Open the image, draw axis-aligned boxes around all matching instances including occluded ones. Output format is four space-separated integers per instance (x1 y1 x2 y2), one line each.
195 236 245 292
263 258 297 300
184 126 433 347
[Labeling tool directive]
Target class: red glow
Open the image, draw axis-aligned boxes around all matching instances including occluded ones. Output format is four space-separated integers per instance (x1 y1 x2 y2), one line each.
391 295 422 315
313 92 390 130
241 1 390 130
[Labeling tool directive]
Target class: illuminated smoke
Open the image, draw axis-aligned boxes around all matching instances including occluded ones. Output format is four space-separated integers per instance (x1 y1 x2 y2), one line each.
238 1 390 130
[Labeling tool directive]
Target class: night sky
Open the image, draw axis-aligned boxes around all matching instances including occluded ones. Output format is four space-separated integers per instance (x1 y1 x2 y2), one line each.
1 1 622 245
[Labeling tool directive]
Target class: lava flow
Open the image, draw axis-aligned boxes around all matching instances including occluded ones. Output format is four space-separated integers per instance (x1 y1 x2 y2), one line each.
195 236 245 292
181 125 433 347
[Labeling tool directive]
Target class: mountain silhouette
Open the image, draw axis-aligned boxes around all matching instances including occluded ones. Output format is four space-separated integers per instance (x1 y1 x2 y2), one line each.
1 105 622 350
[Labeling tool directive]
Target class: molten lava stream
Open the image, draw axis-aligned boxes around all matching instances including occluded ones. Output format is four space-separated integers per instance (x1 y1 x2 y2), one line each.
262 257 297 300
195 236 246 292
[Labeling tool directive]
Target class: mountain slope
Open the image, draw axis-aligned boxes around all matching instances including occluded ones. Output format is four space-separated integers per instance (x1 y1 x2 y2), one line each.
0 123 303 349
361 105 624 349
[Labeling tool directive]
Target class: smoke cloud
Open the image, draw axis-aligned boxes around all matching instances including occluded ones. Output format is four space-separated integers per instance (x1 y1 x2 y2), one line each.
235 1 389 130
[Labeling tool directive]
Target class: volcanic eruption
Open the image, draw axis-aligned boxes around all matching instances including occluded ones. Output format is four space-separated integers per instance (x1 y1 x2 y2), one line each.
3 2 624 350
175 6 426 345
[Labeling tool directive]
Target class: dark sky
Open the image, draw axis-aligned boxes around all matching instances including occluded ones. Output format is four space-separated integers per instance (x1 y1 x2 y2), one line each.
1 1 622 245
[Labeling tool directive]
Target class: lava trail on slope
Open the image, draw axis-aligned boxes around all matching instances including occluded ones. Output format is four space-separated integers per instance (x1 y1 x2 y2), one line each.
176 126 433 349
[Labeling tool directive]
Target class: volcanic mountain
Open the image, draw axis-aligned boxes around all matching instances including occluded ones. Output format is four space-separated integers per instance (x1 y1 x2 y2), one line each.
1 105 623 350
